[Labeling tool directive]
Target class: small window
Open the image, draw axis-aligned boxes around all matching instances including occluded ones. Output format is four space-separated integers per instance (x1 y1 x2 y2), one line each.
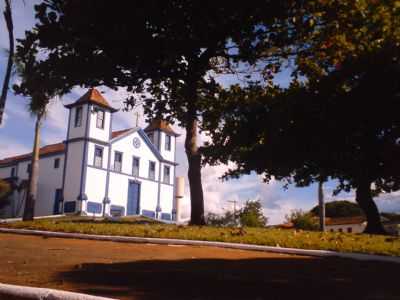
148 161 156 180
338 228 343 233
96 109 105 129
27 163 31 174
165 135 172 151
132 156 140 177
163 165 170 184
147 132 154 144
54 158 60 169
87 201 102 214
94 146 103 168
347 227 352 233
114 152 122 172
10 167 15 177
74 106 83 127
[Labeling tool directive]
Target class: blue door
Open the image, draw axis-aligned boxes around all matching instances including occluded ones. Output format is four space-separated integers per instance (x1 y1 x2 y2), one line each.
53 189 63 214
127 181 140 215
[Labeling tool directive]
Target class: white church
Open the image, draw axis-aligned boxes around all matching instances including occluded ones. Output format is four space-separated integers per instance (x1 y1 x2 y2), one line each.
0 88 180 221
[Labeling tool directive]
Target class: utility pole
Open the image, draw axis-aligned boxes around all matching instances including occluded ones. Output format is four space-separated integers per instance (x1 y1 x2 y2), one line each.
318 180 326 232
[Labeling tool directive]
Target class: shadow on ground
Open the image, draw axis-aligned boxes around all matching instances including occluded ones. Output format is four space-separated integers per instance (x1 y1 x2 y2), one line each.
56 257 399 300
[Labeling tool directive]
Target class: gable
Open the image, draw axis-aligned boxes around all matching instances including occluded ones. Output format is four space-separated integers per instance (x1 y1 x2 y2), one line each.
111 128 163 162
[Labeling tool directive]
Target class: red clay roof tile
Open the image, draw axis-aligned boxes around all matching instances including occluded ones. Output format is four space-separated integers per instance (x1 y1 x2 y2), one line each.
64 88 117 112
144 119 180 136
0 129 133 166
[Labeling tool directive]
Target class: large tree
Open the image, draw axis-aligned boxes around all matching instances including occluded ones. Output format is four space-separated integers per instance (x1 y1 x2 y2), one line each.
203 1 400 234
29 1 288 224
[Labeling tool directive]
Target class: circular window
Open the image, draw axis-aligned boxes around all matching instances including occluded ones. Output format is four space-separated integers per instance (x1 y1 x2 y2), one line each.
133 137 141 148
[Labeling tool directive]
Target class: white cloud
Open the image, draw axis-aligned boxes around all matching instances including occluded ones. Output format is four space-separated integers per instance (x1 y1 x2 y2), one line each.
0 137 30 158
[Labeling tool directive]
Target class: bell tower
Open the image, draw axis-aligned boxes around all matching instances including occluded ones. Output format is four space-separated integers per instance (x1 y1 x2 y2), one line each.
62 88 117 214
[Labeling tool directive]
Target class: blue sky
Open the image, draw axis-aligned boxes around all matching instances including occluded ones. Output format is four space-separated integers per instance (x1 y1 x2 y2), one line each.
0 1 399 224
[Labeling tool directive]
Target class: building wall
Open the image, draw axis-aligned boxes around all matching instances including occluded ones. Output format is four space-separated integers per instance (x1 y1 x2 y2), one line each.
87 142 109 169
0 154 64 218
68 105 88 139
0 164 14 178
159 183 174 218
35 155 64 216
63 141 84 204
160 162 175 185
84 166 107 216
158 132 175 162
88 105 111 142
326 223 366 233
107 171 159 216
111 131 160 178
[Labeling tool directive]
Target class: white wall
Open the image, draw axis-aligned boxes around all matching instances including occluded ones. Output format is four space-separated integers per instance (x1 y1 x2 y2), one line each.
108 172 159 215
68 105 88 139
84 166 107 215
87 142 109 169
111 131 160 178
326 223 366 233
159 184 174 215
35 155 64 216
63 141 84 204
88 105 111 142
159 132 175 162
0 154 64 218
160 162 174 185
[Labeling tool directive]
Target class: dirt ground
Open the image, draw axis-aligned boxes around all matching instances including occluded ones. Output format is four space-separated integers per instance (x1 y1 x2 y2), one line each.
0 233 398 300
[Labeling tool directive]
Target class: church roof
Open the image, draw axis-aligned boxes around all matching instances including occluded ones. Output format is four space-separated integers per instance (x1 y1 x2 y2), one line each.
144 119 180 136
0 130 128 166
0 143 65 166
111 128 132 139
64 88 118 112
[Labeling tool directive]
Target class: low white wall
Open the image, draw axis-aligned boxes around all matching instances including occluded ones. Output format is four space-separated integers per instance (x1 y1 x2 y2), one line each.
0 282 115 300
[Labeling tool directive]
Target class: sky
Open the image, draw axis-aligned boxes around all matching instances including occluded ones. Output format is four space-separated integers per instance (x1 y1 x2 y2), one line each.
0 1 399 224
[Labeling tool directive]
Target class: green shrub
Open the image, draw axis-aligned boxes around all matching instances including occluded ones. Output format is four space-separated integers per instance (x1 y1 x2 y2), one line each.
239 200 267 227
286 209 319 231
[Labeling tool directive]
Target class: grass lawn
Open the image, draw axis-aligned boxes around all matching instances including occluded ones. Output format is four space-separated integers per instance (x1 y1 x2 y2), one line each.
1 216 399 256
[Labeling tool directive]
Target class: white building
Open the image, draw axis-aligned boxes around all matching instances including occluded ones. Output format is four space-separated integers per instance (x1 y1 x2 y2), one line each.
325 216 367 233
0 88 179 221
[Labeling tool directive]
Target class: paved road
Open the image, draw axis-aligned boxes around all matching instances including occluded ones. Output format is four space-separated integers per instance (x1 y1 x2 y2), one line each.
0 233 398 300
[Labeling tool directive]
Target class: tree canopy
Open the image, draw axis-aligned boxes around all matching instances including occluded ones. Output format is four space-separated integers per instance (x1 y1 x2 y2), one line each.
203 0 400 234
310 201 363 218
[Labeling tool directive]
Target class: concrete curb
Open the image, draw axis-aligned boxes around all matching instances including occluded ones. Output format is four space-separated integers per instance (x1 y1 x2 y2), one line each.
0 227 399 264
0 214 66 223
0 283 116 300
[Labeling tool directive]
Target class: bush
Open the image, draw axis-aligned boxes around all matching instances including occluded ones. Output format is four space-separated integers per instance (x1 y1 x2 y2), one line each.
286 209 319 231
206 199 268 228
239 200 268 227
205 211 237 227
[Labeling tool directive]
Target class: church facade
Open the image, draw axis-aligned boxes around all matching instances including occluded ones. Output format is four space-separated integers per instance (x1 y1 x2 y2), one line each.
0 89 179 220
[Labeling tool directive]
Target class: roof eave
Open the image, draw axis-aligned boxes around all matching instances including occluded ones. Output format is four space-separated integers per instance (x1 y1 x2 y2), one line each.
64 101 118 113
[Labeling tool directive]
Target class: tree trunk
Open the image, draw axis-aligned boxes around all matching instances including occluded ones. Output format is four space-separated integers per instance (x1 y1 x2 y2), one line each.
318 180 325 232
185 112 205 225
0 0 14 124
355 178 386 234
23 114 43 221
